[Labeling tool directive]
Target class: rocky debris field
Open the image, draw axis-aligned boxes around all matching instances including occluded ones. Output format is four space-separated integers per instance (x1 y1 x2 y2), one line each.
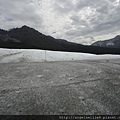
0 59 120 115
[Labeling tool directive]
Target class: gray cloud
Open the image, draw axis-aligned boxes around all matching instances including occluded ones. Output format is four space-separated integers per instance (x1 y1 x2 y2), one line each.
63 0 120 44
53 0 75 15
0 0 120 44
0 0 43 30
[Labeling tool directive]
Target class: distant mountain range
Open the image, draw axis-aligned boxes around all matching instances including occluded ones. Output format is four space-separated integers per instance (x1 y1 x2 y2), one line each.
0 25 120 55
91 35 120 48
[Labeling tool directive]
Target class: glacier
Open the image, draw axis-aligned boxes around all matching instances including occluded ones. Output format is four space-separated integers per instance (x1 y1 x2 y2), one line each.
0 48 120 63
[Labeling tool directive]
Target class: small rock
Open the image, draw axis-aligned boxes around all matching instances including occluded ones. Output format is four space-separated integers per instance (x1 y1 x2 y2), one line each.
76 76 78 78
79 96 85 101
59 109 64 113
36 75 44 78
15 91 20 94
69 78 73 80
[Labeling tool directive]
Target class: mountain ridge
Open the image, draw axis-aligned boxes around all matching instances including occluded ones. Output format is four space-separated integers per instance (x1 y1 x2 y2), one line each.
91 35 120 48
0 25 120 55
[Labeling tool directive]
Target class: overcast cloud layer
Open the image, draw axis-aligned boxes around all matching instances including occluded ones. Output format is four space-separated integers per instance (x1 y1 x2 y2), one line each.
0 0 120 44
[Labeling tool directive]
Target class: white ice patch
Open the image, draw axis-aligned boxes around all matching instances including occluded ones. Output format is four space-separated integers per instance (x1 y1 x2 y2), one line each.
0 48 120 63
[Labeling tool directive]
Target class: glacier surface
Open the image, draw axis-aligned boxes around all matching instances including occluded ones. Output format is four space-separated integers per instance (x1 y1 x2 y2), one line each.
0 48 120 63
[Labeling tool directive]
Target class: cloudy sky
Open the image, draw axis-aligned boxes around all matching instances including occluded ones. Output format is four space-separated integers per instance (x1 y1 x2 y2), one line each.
0 0 120 44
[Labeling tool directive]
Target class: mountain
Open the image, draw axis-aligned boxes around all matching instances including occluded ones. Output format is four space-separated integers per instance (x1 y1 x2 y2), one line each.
0 25 120 55
0 26 79 51
91 35 120 48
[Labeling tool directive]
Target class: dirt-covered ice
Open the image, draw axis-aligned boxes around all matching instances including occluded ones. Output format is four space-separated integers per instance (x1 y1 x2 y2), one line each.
0 59 120 115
